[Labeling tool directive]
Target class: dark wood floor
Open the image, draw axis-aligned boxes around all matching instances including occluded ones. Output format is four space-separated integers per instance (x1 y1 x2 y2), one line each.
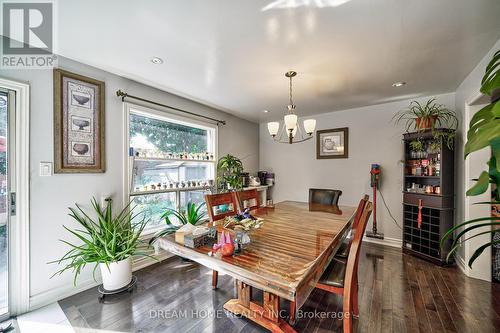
59 243 500 333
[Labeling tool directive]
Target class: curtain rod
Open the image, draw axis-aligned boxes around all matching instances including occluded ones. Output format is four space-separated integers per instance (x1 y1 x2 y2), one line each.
116 90 226 125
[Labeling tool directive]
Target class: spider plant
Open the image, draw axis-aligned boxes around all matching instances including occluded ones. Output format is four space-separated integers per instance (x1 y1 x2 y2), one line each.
393 98 458 132
50 198 151 285
149 202 207 244
217 154 244 192
442 49 500 267
409 139 424 152
428 140 441 154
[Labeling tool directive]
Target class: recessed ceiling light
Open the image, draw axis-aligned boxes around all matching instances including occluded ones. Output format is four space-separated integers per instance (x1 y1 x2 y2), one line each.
151 57 164 64
263 110 270 113
392 81 406 87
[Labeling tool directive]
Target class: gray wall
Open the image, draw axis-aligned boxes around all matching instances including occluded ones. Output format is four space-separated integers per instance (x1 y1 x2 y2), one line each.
0 56 259 301
260 93 455 241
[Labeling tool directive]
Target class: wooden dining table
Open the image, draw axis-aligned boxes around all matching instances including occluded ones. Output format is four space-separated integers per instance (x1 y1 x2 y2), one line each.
158 201 355 333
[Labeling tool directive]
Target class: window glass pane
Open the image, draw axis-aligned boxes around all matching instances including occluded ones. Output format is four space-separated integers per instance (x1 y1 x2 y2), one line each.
132 160 212 192
128 110 215 232
180 190 209 217
130 113 208 153
131 192 176 230
0 92 7 316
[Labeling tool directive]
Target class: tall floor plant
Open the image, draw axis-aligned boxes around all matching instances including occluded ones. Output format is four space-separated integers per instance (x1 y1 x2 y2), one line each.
442 50 500 267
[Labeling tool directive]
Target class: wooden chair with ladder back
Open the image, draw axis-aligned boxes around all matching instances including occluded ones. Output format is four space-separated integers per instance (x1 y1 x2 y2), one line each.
235 189 261 212
204 192 239 289
334 194 369 260
315 200 373 333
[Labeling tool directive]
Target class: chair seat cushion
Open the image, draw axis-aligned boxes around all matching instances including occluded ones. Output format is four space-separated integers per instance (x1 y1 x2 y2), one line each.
318 258 346 288
334 229 353 259
335 239 350 258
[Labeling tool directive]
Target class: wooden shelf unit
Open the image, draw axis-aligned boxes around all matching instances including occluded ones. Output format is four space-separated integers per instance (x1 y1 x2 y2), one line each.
402 129 455 265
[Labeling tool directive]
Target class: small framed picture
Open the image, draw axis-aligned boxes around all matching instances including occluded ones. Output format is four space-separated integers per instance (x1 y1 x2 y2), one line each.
54 68 105 173
316 127 348 159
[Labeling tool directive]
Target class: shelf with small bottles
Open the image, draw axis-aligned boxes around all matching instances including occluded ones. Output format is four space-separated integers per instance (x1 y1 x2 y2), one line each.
130 182 214 197
131 147 216 163
128 147 217 197
401 129 455 265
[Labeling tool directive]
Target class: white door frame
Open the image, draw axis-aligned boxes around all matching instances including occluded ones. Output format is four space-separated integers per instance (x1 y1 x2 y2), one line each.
0 77 30 316
463 91 492 281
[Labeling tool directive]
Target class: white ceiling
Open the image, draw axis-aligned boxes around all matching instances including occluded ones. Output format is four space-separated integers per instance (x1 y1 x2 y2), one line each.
55 0 500 122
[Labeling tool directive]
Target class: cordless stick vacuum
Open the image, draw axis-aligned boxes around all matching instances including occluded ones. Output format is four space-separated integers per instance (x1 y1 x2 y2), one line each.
366 164 384 239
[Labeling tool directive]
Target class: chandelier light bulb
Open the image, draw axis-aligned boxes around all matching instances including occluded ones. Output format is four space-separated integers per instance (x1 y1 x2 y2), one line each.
284 114 298 131
267 122 280 137
304 119 316 135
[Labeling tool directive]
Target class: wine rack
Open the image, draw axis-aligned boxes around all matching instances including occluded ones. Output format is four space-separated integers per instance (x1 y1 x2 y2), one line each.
402 129 455 265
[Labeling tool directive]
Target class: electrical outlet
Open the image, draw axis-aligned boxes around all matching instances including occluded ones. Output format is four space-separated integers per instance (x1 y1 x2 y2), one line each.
101 195 111 207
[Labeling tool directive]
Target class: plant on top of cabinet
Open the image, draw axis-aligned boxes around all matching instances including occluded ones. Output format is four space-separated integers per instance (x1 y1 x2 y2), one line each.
441 49 500 268
393 98 458 132
217 154 244 192
50 198 152 290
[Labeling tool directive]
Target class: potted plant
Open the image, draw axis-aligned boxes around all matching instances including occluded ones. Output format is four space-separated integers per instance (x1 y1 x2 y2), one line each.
51 198 151 290
442 49 500 267
409 139 424 152
432 129 455 151
428 140 441 154
149 202 207 244
393 98 458 131
217 154 244 192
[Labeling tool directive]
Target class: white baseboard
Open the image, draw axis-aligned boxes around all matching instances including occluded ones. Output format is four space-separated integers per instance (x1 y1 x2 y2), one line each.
29 251 174 312
363 235 402 248
29 277 100 312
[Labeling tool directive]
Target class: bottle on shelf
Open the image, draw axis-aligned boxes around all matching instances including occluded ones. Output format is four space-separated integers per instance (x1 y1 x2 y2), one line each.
435 153 441 177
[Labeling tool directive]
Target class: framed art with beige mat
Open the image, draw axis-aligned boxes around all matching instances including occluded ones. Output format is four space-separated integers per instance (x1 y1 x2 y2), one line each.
316 127 348 159
53 69 105 173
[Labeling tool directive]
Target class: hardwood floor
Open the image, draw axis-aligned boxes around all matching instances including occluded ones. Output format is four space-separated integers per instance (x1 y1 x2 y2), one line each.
59 243 500 333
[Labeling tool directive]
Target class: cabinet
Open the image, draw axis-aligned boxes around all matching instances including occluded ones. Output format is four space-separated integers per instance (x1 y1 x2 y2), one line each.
402 129 454 265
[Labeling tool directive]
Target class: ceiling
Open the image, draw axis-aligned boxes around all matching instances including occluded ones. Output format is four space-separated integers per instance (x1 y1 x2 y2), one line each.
55 0 500 122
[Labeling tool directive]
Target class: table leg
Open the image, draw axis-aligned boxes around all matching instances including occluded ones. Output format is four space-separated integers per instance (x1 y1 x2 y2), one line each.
224 280 296 333
289 300 296 325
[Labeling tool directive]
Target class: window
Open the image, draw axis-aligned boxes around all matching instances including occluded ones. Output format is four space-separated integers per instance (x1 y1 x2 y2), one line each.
125 105 216 233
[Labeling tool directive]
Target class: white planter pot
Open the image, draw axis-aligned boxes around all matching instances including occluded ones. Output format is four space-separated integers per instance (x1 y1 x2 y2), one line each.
99 257 132 291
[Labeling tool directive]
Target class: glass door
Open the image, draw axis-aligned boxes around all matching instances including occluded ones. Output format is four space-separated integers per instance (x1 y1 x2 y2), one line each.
0 89 10 321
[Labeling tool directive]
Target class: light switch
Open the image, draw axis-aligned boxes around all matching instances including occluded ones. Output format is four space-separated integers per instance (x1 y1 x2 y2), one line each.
39 162 52 176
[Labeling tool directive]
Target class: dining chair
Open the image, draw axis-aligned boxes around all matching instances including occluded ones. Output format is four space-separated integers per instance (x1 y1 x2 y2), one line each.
204 192 238 223
309 188 342 213
235 189 260 211
204 192 239 289
334 194 369 260
315 200 373 333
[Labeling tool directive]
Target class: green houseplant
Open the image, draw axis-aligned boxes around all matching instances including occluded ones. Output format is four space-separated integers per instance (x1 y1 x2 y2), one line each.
409 139 424 152
51 198 151 289
393 98 458 132
217 154 244 192
442 50 500 267
149 202 207 244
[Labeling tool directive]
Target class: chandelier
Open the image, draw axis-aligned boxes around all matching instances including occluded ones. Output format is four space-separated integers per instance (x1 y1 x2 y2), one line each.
267 71 316 144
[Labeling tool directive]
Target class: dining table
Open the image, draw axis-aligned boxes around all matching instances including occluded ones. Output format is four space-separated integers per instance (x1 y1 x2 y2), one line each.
158 200 355 333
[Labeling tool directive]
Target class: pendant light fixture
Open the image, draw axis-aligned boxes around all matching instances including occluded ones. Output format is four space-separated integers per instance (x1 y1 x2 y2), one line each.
267 71 316 144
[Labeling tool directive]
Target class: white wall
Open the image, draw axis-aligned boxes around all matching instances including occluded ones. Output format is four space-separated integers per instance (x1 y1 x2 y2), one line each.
0 56 259 307
260 93 455 242
454 37 500 279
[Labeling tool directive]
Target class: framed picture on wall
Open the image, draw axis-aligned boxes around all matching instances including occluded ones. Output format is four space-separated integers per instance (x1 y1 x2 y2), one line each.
316 127 348 159
53 69 105 173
